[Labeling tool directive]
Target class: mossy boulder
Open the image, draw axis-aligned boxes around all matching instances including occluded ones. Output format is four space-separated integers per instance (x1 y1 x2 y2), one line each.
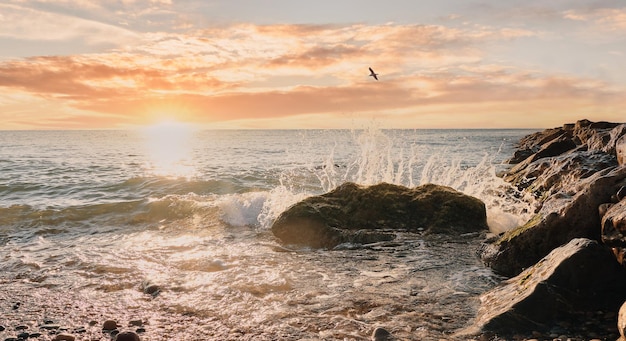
271 182 487 249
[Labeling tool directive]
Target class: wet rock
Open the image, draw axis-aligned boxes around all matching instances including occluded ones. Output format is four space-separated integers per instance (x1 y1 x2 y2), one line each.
602 200 626 265
141 280 160 297
115 331 141 341
481 165 626 277
504 150 617 200
462 238 626 337
618 135 626 166
102 320 119 331
371 327 393 341
16 332 29 339
271 182 487 249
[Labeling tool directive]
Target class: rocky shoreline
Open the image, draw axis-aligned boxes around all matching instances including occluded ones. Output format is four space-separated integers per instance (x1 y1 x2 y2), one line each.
464 119 626 340
270 119 626 340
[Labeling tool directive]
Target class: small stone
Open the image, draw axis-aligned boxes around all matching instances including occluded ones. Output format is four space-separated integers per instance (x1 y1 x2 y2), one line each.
371 327 392 341
17 332 29 339
14 325 28 331
52 334 76 341
115 331 141 341
141 280 160 297
135 327 146 333
40 324 61 330
128 320 143 327
12 302 20 310
102 320 119 330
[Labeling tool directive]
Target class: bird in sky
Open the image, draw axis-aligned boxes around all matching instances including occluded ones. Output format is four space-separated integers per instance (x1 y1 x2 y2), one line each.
369 67 378 81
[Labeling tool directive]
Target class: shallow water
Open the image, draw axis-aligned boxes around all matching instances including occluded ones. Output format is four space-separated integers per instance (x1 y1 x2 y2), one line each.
0 128 535 340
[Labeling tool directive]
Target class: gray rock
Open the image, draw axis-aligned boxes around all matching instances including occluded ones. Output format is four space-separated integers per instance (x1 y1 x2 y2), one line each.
271 182 487 249
461 238 626 337
371 327 393 341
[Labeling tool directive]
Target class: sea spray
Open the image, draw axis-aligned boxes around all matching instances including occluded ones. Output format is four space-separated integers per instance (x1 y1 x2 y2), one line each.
303 127 534 233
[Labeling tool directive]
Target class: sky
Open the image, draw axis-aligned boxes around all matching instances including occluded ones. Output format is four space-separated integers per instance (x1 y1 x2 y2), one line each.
0 0 625 130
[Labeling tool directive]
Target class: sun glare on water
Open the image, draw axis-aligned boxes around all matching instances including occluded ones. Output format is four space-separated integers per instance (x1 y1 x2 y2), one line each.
141 120 198 178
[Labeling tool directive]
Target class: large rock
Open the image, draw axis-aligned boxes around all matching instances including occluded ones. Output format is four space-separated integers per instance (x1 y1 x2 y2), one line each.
602 199 626 248
481 165 626 277
618 134 626 166
461 238 626 337
504 150 617 200
507 120 626 166
271 182 487 248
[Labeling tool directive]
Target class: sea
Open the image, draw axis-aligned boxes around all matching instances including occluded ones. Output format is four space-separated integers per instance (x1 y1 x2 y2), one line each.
0 127 538 340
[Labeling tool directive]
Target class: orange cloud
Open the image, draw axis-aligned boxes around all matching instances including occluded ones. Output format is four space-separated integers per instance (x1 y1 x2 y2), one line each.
0 21 623 129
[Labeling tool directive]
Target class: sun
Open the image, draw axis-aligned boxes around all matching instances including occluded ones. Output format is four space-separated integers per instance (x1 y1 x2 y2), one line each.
141 120 198 178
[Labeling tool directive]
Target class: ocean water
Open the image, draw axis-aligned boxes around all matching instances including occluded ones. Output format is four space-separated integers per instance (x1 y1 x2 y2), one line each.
0 128 537 340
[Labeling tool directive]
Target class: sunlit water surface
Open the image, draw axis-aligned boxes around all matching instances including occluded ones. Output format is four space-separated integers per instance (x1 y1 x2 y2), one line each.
0 128 536 340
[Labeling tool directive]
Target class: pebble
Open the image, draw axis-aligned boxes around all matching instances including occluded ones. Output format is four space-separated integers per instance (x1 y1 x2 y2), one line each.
371 327 392 341
128 320 143 327
115 331 141 341
0 326 4 331
102 320 119 330
52 334 76 341
40 323 61 330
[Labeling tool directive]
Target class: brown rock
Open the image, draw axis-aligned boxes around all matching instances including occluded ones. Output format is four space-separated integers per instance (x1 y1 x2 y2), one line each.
462 239 626 337
618 135 626 166
103 320 119 330
271 182 487 248
115 331 141 341
602 199 626 248
52 334 76 341
599 203 613 219
482 165 626 277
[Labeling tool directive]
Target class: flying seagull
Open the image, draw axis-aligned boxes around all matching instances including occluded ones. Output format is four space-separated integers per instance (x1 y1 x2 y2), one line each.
369 67 378 80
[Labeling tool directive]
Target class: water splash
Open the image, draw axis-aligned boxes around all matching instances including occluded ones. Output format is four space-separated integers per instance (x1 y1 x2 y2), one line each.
307 126 532 233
